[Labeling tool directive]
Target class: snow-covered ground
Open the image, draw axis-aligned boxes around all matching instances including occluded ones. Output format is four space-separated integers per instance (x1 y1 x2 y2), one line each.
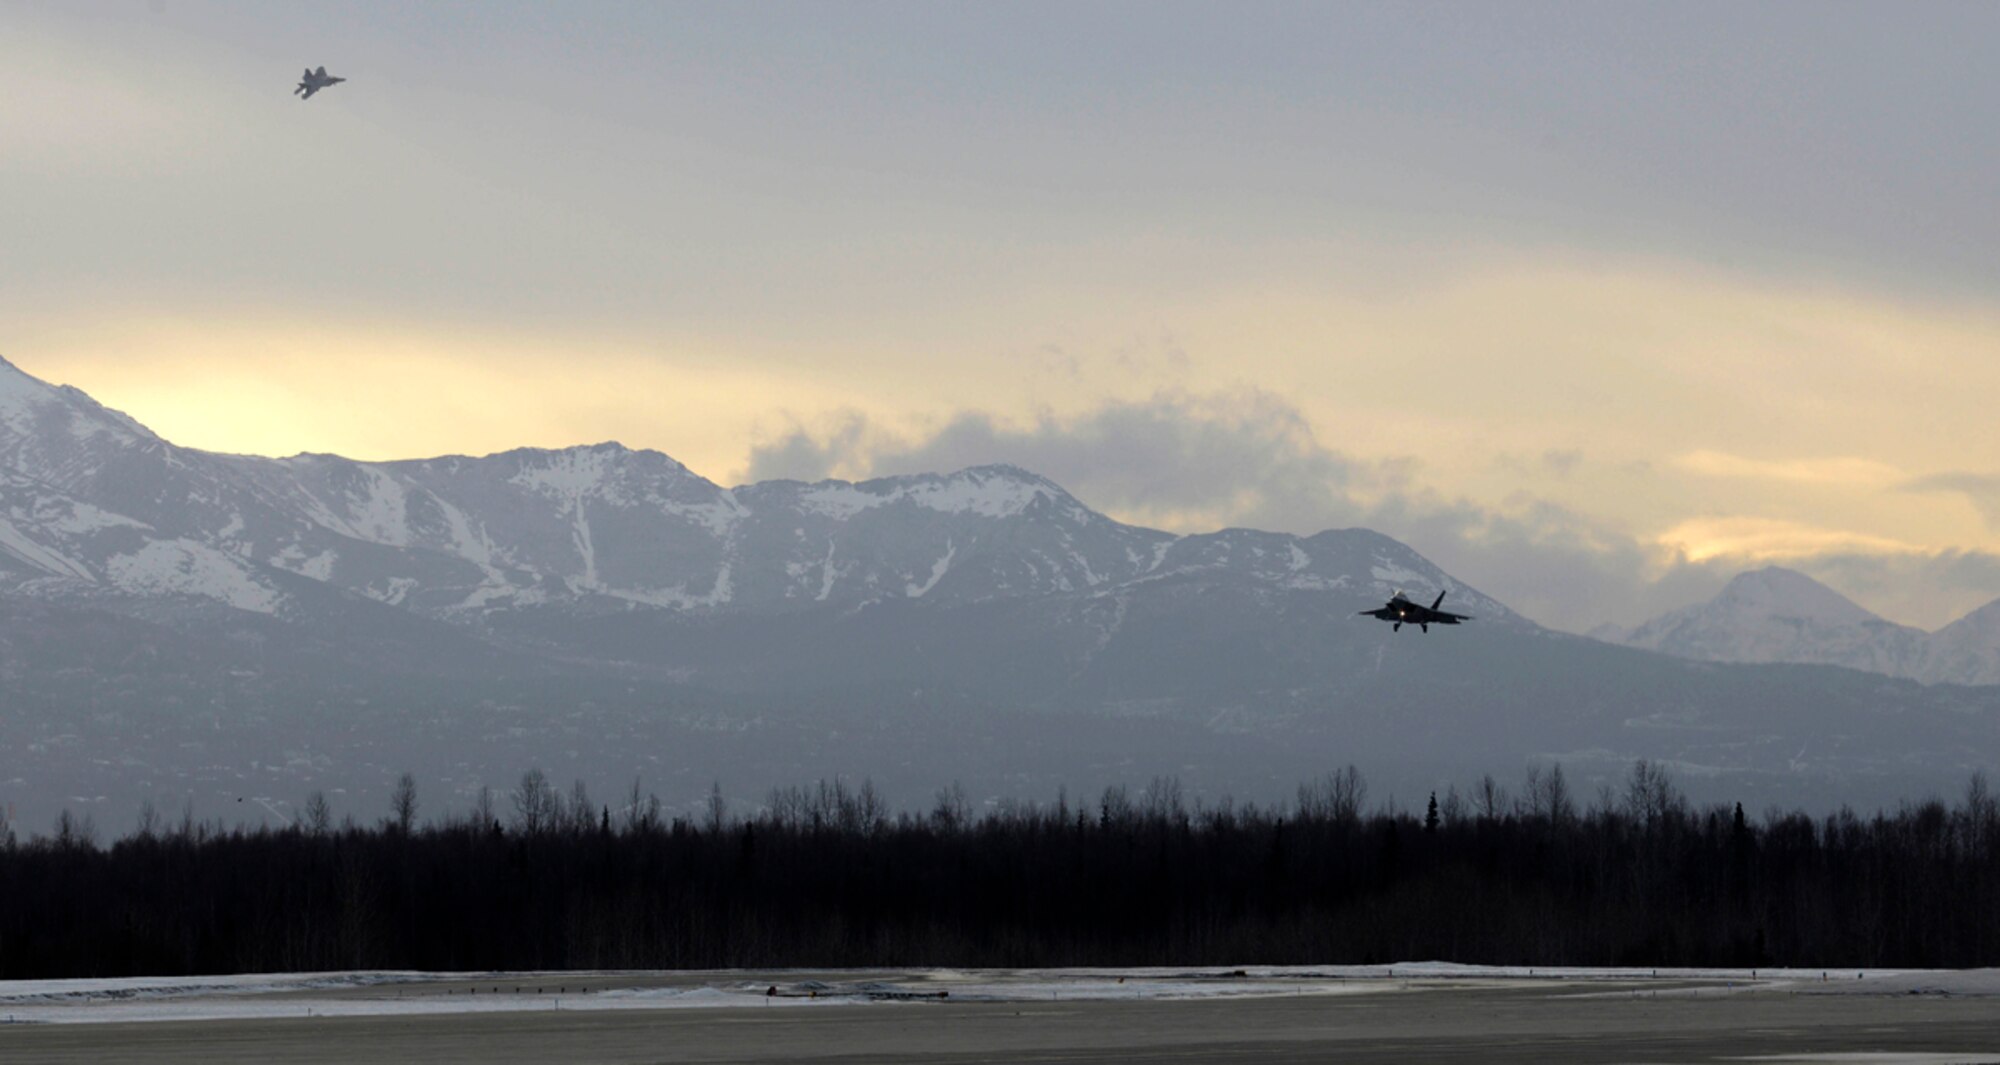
3 963 1995 1027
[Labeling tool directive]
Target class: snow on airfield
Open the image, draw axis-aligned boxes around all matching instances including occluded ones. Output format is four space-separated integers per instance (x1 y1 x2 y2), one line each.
2 963 1997 1026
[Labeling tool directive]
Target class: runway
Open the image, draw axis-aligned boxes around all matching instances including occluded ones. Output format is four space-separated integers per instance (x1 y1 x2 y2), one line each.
5 967 1998 1064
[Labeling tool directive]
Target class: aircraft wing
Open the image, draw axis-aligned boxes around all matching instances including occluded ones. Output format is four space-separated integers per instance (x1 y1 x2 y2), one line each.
1418 590 1470 623
1357 606 1397 619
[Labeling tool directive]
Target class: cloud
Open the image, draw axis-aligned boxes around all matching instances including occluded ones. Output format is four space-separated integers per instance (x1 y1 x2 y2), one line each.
1784 550 2000 632
1654 516 1925 563
745 391 1756 632
1903 472 2000 530
741 411 872 484
1541 449 1584 479
1671 450 1906 488
745 391 2000 632
746 390 1377 535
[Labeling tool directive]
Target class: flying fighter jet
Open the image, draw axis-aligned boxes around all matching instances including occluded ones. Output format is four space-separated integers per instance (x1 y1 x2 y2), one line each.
295 66 345 100
1358 589 1471 633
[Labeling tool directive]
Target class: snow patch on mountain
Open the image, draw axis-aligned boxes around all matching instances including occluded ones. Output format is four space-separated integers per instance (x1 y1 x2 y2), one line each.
272 545 338 582
41 498 141 538
815 542 842 601
1370 561 1428 589
105 539 283 614
666 497 749 538
367 577 419 606
0 516 93 579
617 563 736 609
905 469 1059 518
437 497 500 571
343 467 412 547
906 540 956 598
797 467 1060 521
510 445 631 501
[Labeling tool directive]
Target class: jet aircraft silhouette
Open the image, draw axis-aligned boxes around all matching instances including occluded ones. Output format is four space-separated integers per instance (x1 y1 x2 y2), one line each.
295 66 345 100
1359 589 1470 633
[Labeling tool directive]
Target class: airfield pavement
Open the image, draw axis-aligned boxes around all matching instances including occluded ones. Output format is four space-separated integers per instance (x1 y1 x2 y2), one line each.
4 966 2000 1064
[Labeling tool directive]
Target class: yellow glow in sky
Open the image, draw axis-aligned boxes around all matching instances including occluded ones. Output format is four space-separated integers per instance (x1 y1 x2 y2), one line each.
12 252 2000 630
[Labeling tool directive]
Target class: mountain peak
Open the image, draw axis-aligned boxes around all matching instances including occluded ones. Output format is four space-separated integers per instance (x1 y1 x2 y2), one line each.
0 354 158 451
937 463 1075 501
0 351 53 398
1934 596 2000 635
951 462 1054 482
1613 565 1924 677
1712 566 1879 625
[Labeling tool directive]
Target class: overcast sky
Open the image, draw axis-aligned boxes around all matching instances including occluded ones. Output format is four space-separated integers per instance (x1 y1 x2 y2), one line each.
6 1 2000 631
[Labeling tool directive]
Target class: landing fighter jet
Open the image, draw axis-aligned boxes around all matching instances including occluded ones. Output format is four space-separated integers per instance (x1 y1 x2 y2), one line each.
295 66 345 100
1359 589 1470 633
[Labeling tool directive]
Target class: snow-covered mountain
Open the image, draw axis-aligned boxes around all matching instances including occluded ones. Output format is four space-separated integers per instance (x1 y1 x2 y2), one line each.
1606 567 1929 676
1600 565 2000 686
6 353 2000 834
0 354 1512 639
1917 600 2000 687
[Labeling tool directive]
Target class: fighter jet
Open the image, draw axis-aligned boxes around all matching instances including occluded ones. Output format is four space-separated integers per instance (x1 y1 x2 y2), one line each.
1358 589 1471 633
295 66 345 100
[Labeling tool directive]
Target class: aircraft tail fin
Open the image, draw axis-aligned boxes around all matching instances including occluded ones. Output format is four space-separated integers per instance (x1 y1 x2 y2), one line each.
315 66 327 77
1431 589 1447 610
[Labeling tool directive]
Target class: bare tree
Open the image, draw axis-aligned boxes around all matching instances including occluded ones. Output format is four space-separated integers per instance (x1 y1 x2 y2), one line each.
472 785 497 831
303 791 332 836
764 784 806 829
54 809 97 850
1439 784 1465 826
1143 776 1187 823
621 777 658 835
855 779 887 835
931 782 971 831
1962 771 1997 858
1546 764 1574 824
1099 783 1133 828
390 772 419 835
511 769 555 835
1524 763 1574 825
1622 759 1686 829
567 778 594 835
704 781 729 835
1476 774 1508 822
1295 766 1367 824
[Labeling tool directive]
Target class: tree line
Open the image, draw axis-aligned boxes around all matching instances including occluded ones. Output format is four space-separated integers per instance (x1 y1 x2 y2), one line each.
3 763 1998 977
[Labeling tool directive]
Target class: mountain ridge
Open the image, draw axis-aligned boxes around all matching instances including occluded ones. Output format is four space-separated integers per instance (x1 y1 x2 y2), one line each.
1601 565 2000 685
4 355 1998 833
0 356 1512 628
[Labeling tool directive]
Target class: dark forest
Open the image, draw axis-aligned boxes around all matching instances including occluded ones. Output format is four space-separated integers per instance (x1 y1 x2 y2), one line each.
5 763 1998 978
